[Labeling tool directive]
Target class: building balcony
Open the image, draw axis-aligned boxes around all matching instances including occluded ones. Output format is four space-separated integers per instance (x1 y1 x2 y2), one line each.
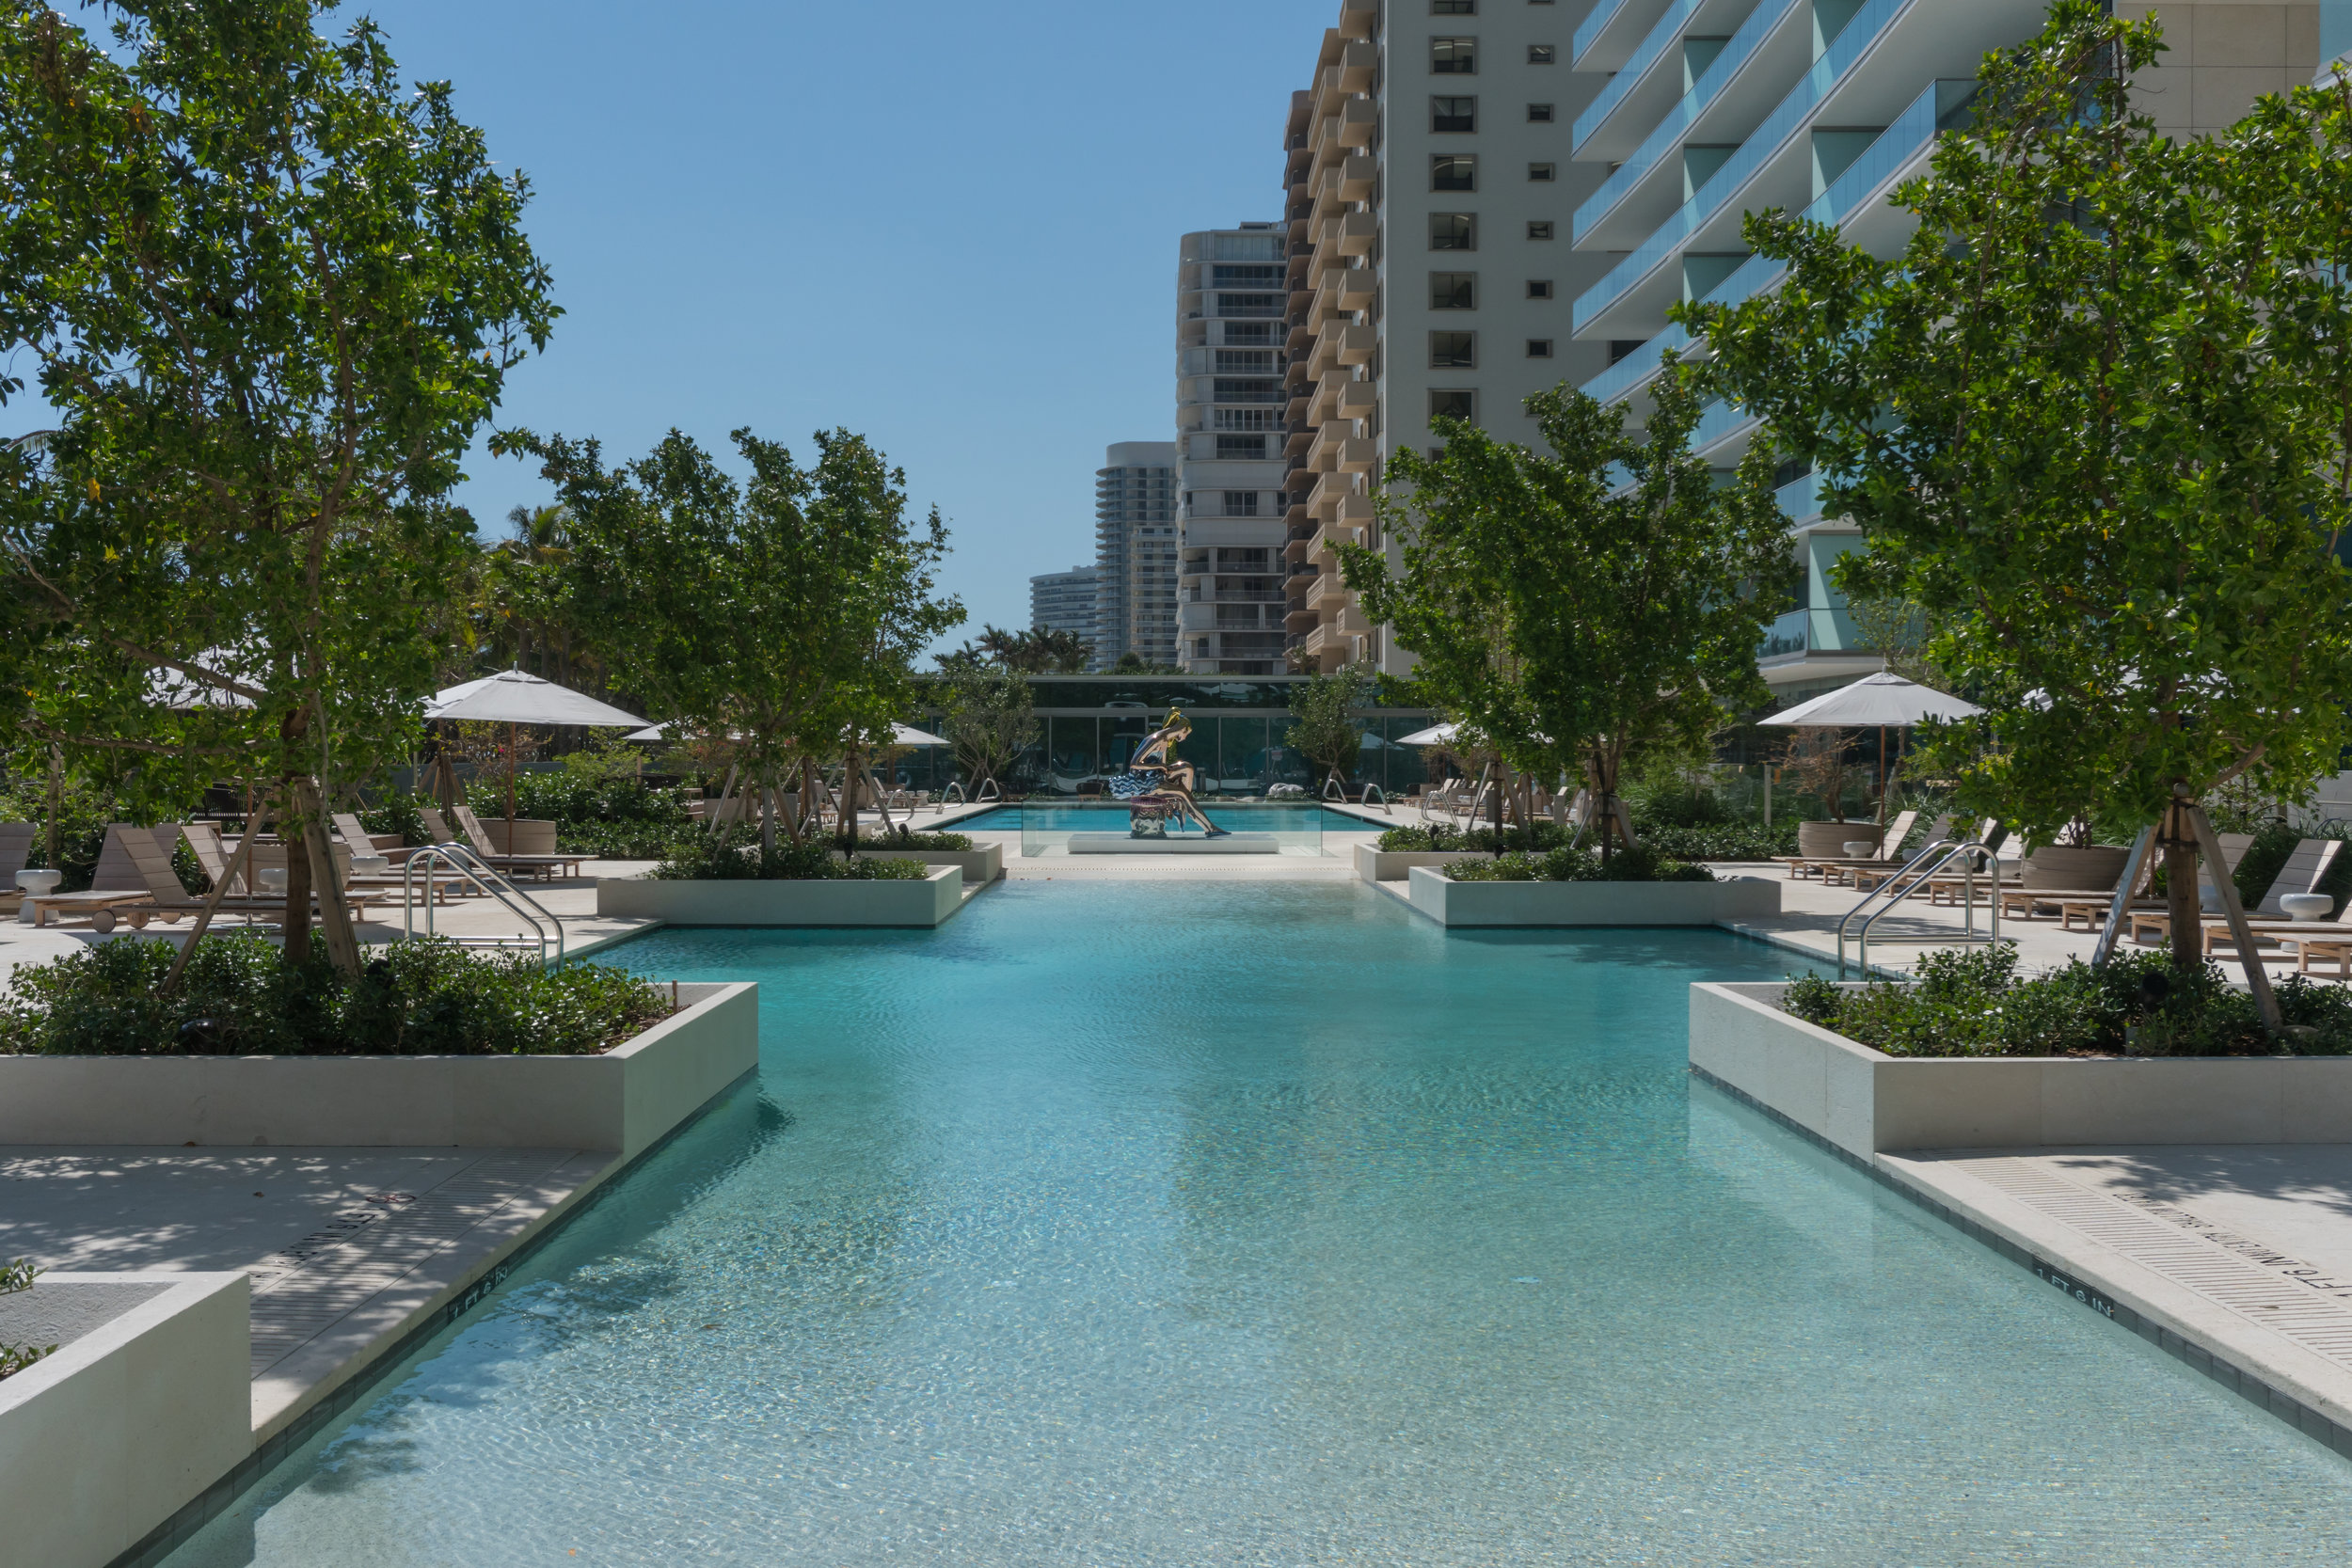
1573 0 1806 248
1337 152 1376 202
1332 209 1375 258
1336 438 1378 474
1336 37 1375 91
1758 606 1869 662
1573 0 1722 162
1575 0 1676 71
1307 420 1355 469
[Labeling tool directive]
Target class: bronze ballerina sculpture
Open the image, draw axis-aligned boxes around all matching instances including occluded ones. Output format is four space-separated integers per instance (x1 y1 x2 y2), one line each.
1107 709 1228 837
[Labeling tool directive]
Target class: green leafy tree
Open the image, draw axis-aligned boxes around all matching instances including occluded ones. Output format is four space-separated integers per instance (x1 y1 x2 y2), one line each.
1340 369 1792 863
1286 661 1371 789
1687 1 2352 974
517 426 963 855
0 0 556 972
935 664 1037 796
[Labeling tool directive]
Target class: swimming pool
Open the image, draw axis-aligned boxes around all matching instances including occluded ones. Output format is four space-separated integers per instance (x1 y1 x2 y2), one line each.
949 802 1360 856
165 882 2351 1564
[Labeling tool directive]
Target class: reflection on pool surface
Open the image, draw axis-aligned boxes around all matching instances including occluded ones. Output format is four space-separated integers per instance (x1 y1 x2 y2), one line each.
948 802 1362 832
167 882 2350 1565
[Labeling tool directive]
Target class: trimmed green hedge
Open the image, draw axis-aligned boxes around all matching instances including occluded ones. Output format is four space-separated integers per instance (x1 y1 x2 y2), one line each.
1445 846 1715 883
1783 943 2352 1058
651 835 929 881
0 934 669 1058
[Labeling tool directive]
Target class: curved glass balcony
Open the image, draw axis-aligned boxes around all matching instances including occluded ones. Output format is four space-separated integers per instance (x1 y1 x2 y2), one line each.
1573 0 1911 335
1572 0 1707 154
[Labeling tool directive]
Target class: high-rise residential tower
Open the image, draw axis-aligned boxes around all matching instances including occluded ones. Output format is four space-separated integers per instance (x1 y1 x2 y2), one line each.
1281 0 1616 674
1028 565 1101 650
1565 0 2317 704
1175 224 1296 674
1278 0 2316 695
1092 442 1180 670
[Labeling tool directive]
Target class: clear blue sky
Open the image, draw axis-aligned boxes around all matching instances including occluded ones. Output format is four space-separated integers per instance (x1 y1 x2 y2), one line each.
368 0 1331 653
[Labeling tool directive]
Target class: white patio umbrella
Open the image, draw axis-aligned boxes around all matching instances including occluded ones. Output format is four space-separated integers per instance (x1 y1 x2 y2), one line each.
1759 672 1982 817
424 670 649 831
1397 721 1458 747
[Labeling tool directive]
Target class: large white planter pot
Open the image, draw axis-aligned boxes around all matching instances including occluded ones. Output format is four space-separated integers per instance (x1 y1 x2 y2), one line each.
1353 844 1484 882
0 982 757 1157
1405 867 1781 927
0 1272 250 1568
1688 980 2352 1157
2023 845 2131 891
1798 821 1880 858
597 863 964 927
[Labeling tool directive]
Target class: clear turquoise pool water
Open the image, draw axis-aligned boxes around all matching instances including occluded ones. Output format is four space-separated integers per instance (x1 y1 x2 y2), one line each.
951 802 1359 832
167 883 2349 1565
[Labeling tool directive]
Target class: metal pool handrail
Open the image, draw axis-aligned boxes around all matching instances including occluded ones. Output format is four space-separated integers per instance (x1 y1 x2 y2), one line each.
402 843 566 971
1359 784 1391 814
1837 838 2001 975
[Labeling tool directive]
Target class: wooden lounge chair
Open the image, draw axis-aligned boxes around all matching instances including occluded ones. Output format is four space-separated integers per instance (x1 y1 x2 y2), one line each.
2280 932 2352 978
1847 816 1958 894
2133 837 2336 951
447 803 585 881
26 825 187 928
1793 811 1921 886
31 822 383 932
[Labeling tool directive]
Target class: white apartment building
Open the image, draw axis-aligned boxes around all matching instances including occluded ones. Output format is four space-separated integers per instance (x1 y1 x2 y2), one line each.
1091 442 1180 670
1028 565 1101 649
1565 0 2317 702
1175 224 1296 674
1283 0 1619 674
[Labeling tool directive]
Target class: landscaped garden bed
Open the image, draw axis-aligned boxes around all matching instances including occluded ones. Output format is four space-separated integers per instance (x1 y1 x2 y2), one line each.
1402 845 1780 927
1690 947 2352 1159
598 835 965 927
0 935 757 1152
0 1267 250 1568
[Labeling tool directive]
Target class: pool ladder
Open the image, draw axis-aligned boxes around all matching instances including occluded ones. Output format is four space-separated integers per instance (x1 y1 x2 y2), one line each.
400 843 567 971
1837 838 2002 976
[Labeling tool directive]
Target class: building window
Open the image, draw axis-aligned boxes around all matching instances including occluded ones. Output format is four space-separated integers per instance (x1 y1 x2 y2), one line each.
1432 0 1475 12
1431 154 1477 192
1529 162 1556 182
1528 103 1554 122
1430 388 1478 423
1430 271 1477 309
1221 491 1261 516
1429 331 1478 369
1430 213 1477 251
1527 220 1555 240
1216 436 1267 460
1432 37 1476 73
1213 349 1276 372
1528 44 1556 63
1527 278 1553 299
1527 339 1554 358
1431 96 1477 134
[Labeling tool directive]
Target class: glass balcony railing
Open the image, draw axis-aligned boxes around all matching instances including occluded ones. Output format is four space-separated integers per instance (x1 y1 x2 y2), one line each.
1575 0 1802 237
1577 76 1969 406
1573 0 1637 64
1572 0 1705 152
1574 0 1911 334
1773 469 1823 522
1759 607 1867 660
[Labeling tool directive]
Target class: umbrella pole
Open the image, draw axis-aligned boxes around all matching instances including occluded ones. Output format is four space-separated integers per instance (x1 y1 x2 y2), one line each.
507 721 518 838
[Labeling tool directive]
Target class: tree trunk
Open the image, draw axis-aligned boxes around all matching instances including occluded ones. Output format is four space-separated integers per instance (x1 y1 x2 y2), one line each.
840 747 861 852
288 773 364 976
2164 801 2201 974
281 781 311 967
760 775 777 858
163 822 263 995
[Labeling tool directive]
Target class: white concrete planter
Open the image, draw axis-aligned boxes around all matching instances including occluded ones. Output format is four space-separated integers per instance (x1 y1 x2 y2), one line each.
0 982 757 1156
1353 844 1483 882
0 1272 249 1568
1405 866 1781 927
598 863 963 927
1689 980 2352 1158
834 843 1003 884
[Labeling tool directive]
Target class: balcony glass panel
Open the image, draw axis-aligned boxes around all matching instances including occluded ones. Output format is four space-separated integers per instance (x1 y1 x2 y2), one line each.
1574 0 1910 333
1758 607 1867 659
1572 0 1705 151
1575 0 1802 235
1574 0 1639 64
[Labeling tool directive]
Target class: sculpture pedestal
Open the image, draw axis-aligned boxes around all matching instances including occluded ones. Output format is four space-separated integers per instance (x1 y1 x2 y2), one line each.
1067 833 1280 855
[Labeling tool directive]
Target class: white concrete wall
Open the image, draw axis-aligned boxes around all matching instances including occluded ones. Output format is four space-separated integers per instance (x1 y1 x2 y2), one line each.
0 1273 249 1568
0 982 757 1155
2122 2 2322 134
1691 980 2352 1155
597 864 963 927
1406 866 1781 925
